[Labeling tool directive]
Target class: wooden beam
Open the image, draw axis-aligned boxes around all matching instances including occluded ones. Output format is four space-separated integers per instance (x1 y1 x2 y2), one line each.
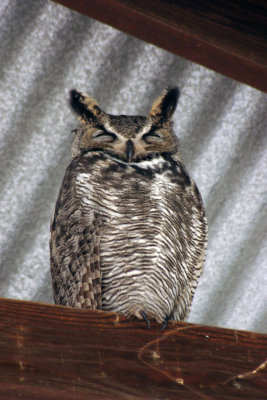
52 0 267 92
0 297 266 399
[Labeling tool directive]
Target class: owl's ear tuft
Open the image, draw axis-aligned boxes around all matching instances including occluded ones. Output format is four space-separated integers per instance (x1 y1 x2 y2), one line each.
69 89 104 123
149 87 179 124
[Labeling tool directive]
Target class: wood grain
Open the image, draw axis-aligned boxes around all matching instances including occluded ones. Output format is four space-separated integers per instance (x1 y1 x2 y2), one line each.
52 0 267 92
0 297 266 399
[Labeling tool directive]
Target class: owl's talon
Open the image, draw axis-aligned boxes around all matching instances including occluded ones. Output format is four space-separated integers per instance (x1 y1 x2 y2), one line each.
140 310 150 329
160 314 172 331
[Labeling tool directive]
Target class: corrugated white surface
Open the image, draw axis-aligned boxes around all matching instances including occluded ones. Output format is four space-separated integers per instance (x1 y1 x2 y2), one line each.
0 0 266 333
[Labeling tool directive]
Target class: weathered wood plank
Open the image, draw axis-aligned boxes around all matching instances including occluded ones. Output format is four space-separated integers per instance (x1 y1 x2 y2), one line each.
0 297 266 399
52 0 267 92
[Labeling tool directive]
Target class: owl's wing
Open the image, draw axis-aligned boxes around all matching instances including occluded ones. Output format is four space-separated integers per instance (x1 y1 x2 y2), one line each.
170 170 208 322
50 191 105 310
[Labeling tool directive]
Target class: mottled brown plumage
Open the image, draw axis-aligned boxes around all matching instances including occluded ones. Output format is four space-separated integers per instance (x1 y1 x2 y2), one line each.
50 88 207 328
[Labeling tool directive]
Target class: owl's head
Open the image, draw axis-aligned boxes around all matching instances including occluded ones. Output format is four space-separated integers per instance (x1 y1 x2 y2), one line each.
70 88 180 162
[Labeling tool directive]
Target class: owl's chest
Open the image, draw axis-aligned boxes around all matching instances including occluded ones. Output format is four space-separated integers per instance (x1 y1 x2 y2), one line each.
76 154 178 221
74 152 198 289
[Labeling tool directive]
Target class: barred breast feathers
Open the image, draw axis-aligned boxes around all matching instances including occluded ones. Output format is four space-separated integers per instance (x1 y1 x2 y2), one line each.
73 151 207 322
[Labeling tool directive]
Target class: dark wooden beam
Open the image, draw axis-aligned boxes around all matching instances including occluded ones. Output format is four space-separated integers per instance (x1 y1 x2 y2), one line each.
0 297 266 399
52 0 267 92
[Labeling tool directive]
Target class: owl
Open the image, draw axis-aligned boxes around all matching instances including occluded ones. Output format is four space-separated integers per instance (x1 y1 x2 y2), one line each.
50 87 207 329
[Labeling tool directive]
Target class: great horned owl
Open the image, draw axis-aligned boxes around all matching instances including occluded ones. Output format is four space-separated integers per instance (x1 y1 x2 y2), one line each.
50 87 207 329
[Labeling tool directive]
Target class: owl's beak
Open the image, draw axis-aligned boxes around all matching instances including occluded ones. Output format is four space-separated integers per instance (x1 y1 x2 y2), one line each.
126 140 134 162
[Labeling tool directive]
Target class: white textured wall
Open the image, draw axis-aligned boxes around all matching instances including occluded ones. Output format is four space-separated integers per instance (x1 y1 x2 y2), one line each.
0 0 266 333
